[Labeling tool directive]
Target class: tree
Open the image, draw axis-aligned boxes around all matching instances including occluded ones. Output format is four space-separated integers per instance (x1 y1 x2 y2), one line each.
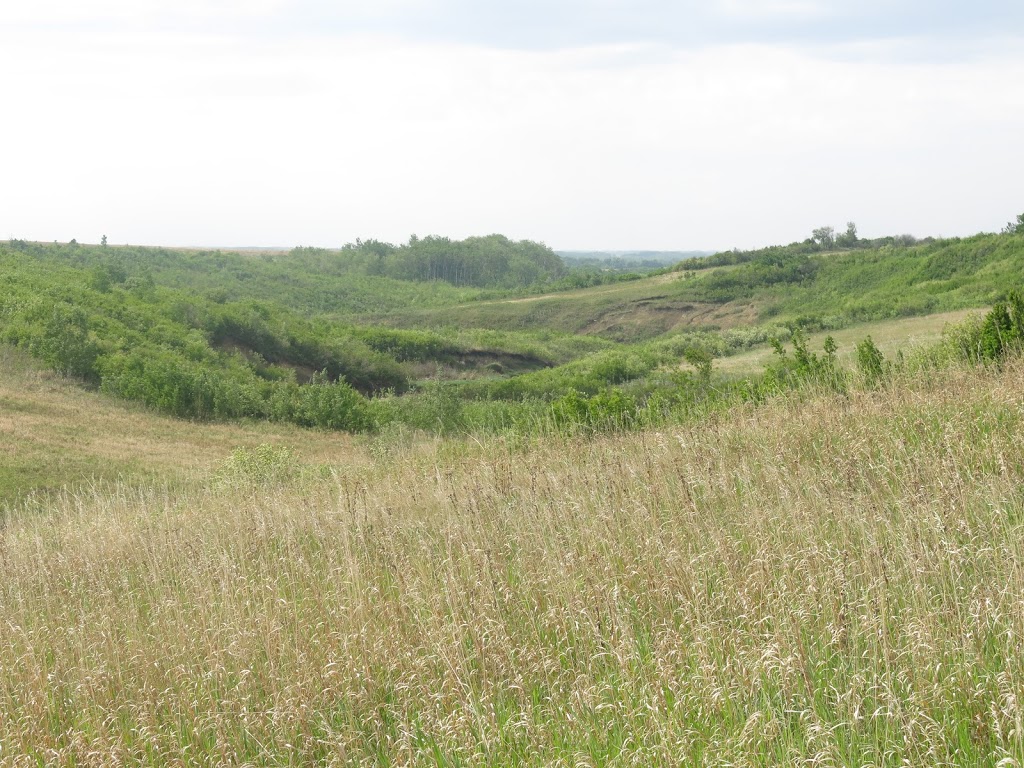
1002 213 1024 235
88 265 112 293
101 234 108 246
836 221 858 247
811 226 835 249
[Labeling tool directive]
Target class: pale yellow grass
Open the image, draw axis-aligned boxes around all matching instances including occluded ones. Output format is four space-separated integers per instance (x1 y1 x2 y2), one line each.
1 358 1023 765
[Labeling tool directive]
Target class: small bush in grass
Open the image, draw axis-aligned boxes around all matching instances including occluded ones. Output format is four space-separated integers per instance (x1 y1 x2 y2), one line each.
761 329 846 394
856 335 887 387
217 444 300 485
551 387 640 434
932 289 1024 365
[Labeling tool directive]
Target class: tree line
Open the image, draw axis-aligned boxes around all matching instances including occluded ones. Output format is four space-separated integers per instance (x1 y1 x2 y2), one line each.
331 233 566 288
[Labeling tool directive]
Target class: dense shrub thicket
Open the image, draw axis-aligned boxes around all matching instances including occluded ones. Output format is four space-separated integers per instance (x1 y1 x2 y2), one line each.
0 247 410 430
0 241 605 431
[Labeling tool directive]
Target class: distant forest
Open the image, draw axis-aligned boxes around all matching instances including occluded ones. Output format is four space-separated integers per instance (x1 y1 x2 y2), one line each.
322 234 566 288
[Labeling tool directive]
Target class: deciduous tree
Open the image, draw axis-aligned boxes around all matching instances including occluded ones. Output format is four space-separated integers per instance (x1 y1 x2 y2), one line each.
811 226 835 249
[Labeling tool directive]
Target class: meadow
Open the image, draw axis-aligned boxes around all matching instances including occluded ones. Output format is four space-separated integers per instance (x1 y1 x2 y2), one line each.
0 345 352 505
1 353 1022 765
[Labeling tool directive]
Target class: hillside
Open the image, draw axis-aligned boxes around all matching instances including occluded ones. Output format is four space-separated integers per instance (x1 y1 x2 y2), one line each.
372 233 1024 341
0 345 366 504
0 239 609 431
2 342 1023 763
2 231 1023 440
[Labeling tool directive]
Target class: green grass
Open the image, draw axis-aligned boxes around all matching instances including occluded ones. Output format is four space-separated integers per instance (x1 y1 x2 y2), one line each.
3 233 1024 443
4 228 1024 763
365 269 755 342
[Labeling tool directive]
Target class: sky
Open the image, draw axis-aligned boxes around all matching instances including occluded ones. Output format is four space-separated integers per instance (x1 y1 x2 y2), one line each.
2 0 1023 251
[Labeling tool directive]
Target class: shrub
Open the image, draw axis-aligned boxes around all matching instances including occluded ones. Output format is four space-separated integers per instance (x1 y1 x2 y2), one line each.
288 372 371 431
761 330 846 394
937 290 1024 365
855 336 887 387
217 444 299 485
551 387 640 434
28 304 100 382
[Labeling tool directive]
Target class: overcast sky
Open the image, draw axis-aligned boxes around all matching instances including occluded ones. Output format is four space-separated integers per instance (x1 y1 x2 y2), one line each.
2 1 1022 251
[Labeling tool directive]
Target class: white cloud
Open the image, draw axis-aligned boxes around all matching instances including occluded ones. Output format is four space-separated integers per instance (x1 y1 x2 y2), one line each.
1 10 1022 249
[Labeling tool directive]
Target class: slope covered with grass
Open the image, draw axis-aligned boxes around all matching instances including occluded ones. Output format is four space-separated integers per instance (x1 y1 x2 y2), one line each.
0 345 363 505
0 242 605 429
376 233 1024 341
1 358 1023 764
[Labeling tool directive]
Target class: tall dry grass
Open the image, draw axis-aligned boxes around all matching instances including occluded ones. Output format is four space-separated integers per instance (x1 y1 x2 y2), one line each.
1 361 1023 765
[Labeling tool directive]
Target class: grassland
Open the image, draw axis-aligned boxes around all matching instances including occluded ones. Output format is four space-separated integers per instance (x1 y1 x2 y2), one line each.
4 233 1024 435
2 347 1023 764
363 269 757 341
0 345 360 505
714 308 980 374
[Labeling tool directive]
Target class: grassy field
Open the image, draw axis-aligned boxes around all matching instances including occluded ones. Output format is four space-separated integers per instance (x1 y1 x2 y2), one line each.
3 236 1022 432
0 345 362 505
2 349 1023 764
368 234 1024 342
714 308 981 374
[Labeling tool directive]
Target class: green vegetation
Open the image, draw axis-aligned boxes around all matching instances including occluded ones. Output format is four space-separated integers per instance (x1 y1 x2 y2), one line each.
0 344 340 505
4 221 1024 764
378 231 1024 341
0 238 592 431
0 247 392 430
4 227 1024 440
334 234 565 288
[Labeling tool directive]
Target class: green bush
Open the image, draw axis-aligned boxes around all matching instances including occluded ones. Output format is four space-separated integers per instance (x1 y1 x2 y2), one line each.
855 336 887 387
273 373 371 431
551 388 640 433
217 444 300 485
936 291 1024 365
761 330 846 394
28 303 100 382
